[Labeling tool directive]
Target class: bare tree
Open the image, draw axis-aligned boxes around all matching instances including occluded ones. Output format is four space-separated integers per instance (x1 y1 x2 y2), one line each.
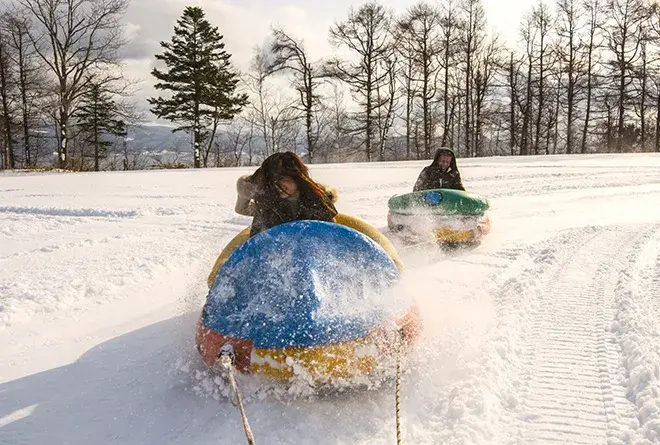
504 51 518 155
519 14 536 156
316 81 355 162
439 0 460 147
373 57 398 160
580 0 604 153
398 2 443 157
654 77 660 152
266 28 326 162
327 2 395 161
634 32 650 151
0 24 14 168
605 0 647 152
459 0 487 157
18 0 128 168
392 20 417 159
244 48 299 159
245 49 273 157
557 0 586 154
531 0 554 155
4 13 41 167
650 5 660 152
473 35 503 156
213 116 252 167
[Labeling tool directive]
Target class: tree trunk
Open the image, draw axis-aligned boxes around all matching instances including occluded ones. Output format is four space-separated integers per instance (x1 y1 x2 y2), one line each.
441 33 451 146
581 16 595 154
640 40 647 152
566 38 575 154
305 67 314 162
93 106 100 171
0 39 13 169
422 37 431 157
465 55 471 158
616 63 625 153
534 30 546 156
509 52 517 155
365 57 373 162
521 55 533 156
655 87 660 152
14 29 31 167
655 84 660 152
406 58 413 159
58 74 70 169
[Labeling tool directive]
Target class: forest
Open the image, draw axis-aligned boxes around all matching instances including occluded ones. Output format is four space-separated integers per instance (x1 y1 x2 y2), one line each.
0 0 657 170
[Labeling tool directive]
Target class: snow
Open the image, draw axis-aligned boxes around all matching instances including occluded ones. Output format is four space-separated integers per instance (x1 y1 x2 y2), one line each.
2 154 660 444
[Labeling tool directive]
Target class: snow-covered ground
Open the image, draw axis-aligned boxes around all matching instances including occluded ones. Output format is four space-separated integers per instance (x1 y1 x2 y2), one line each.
2 154 660 444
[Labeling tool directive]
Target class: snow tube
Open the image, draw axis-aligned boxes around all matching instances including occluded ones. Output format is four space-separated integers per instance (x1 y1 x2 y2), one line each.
387 188 491 243
197 220 421 384
206 213 404 288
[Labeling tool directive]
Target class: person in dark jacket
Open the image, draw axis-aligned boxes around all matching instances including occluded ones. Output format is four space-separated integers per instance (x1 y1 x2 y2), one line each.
413 147 465 192
234 151 338 237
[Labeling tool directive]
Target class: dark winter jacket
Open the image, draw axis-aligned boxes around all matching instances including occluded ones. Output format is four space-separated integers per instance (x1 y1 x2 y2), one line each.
234 174 339 238
413 148 465 192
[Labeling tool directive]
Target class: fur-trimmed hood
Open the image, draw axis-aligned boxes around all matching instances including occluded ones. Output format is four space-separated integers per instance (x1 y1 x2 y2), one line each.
236 174 338 203
320 184 339 204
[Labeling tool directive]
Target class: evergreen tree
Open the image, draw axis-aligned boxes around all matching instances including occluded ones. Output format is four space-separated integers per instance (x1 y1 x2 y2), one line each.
148 6 248 168
77 82 126 171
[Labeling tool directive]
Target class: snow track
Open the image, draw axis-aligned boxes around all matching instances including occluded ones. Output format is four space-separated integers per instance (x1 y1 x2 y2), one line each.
612 227 660 444
505 226 646 444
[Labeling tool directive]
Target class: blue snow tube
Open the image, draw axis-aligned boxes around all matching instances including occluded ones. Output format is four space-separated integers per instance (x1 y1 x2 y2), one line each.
202 220 403 349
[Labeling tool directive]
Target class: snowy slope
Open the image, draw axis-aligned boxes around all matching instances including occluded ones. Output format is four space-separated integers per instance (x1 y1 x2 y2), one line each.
2 154 660 444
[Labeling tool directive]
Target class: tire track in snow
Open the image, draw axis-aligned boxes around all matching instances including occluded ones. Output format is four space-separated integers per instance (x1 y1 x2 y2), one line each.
612 226 660 443
511 225 658 445
405 228 604 445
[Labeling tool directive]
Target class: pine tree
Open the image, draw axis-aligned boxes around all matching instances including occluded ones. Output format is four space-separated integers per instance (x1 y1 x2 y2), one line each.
77 82 126 171
148 6 248 168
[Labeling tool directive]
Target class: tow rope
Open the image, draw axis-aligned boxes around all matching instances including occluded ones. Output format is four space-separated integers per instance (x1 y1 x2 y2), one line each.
219 347 256 445
395 327 405 444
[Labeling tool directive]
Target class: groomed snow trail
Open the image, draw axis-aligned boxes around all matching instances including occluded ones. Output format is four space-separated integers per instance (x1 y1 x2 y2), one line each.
2 154 660 445
395 225 660 445
506 225 658 445
612 228 660 444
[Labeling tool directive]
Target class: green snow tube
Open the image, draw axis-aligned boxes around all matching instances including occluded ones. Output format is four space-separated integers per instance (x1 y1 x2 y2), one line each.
387 188 490 216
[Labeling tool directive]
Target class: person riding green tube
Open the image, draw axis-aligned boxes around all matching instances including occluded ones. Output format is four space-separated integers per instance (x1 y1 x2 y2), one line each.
413 147 465 192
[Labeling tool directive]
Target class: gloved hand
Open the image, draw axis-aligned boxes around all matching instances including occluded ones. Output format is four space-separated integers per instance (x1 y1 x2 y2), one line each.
235 174 257 216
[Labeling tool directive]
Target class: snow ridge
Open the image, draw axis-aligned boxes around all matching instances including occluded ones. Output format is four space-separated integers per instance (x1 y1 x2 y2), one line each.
0 205 139 218
613 225 660 444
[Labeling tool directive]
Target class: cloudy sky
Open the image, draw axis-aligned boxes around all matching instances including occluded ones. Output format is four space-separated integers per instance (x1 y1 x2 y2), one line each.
120 0 530 121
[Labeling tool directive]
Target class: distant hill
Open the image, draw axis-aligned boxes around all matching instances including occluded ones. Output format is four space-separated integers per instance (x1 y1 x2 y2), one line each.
31 124 196 153
125 125 194 152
